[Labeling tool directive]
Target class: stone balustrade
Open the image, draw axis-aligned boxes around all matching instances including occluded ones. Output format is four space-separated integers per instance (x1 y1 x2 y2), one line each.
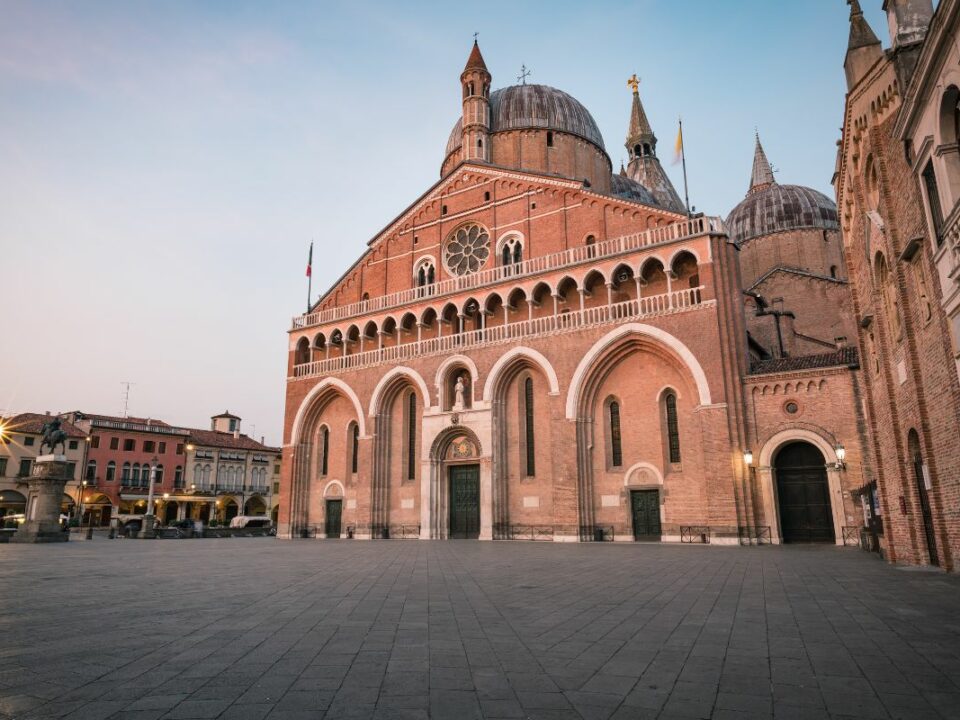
292 286 710 379
292 215 724 330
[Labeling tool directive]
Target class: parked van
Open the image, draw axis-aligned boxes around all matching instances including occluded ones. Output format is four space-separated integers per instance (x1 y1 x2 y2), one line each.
229 515 272 529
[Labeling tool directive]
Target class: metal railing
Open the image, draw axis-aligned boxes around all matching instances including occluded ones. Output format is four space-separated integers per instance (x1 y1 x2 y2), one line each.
390 524 421 539
578 525 615 542
738 526 771 545
292 216 724 330
841 526 861 547
493 523 554 541
681 526 711 544
294 286 710 379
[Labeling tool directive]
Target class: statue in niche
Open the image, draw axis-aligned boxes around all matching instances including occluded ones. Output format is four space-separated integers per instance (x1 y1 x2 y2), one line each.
453 375 466 410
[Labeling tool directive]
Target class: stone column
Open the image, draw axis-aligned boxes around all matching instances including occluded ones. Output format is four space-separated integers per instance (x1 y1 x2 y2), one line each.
11 455 70 543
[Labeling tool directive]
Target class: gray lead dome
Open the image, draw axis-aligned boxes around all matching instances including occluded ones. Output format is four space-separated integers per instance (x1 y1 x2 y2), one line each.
725 184 839 246
445 84 607 161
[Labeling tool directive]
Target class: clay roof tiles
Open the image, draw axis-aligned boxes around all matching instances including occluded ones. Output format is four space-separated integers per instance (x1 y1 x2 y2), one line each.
749 347 860 375
1 413 87 438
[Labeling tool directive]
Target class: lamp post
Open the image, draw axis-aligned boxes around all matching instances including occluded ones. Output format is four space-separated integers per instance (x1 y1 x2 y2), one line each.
77 479 88 525
140 455 159 538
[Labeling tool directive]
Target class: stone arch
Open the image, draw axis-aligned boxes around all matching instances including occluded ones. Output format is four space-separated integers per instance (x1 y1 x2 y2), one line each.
423 424 487 539
369 366 431 416
322 479 345 498
756 427 843 546
435 354 480 410
290 377 366 444
624 461 664 487
566 323 712 420
483 347 560 402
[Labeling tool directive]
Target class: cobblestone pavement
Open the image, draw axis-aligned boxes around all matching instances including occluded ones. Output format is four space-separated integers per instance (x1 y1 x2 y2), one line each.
1 539 960 720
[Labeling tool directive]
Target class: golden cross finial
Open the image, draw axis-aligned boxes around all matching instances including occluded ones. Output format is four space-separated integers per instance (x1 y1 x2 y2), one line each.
627 74 640 93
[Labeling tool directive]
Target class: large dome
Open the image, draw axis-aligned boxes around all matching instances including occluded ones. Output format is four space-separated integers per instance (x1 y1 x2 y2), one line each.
726 184 839 246
610 174 659 207
444 84 606 161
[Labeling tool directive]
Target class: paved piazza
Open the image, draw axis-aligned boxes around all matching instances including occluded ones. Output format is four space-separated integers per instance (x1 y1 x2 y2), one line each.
2 540 960 720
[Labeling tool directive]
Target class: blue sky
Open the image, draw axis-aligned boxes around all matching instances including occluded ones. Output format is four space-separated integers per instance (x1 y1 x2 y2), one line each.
0 1 890 443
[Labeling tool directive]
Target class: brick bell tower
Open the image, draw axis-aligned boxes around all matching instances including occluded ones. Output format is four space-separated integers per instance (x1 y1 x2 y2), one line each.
460 40 491 163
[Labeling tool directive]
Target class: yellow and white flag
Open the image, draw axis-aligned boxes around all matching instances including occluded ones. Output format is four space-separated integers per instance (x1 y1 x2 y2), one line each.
672 120 684 166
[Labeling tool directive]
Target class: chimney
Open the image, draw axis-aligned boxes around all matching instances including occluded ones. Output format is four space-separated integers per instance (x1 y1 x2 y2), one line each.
261 435 265 445
45 410 51 416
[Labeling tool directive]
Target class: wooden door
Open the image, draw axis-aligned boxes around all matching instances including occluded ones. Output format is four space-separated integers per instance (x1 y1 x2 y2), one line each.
913 454 939 566
449 465 480 539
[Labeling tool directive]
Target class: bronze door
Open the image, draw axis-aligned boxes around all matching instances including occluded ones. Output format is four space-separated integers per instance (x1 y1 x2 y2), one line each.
325 499 342 538
631 490 661 539
449 465 480 539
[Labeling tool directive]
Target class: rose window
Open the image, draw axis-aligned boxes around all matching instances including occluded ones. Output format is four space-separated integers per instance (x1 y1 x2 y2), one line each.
444 223 490 276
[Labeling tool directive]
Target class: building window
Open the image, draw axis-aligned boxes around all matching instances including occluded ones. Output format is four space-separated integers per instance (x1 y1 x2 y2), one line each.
585 234 597 259
123 439 134 451
85 461 96 481
174 466 183 488
91 435 100 449
110 437 119 450
143 441 155 453
351 423 359 474
609 400 623 468
320 426 329 476
0 458 7 476
106 461 116 482
154 464 163 484
158 441 166 454
499 235 523 268
18 459 31 477
407 392 417 481
68 440 78 450
523 377 535 476
922 161 945 246
23 436 34 447
830 265 838 279
415 259 436 288
273 481 280 494
915 256 934 323
65 462 76 479
122 462 131 483
547 131 554 147
664 392 681 464
132 463 140 485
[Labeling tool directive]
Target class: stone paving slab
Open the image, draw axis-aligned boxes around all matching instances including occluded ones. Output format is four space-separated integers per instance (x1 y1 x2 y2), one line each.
1 539 960 719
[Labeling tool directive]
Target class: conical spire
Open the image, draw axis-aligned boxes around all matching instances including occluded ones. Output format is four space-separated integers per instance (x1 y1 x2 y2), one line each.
625 75 655 154
463 40 488 74
847 0 881 52
749 133 776 194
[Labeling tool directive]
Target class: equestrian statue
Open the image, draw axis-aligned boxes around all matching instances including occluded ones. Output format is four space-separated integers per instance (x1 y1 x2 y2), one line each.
39 417 68 455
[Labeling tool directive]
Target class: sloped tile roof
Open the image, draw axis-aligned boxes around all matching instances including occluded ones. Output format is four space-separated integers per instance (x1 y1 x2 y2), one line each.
749 347 859 375
1 413 87 438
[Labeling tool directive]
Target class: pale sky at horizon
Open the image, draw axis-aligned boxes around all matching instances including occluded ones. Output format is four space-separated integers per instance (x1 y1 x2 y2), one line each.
0 0 891 445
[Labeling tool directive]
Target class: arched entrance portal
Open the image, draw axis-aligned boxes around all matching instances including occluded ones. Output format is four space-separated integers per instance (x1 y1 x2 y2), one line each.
774 442 834 543
425 427 487 539
164 501 178 525
223 499 239 522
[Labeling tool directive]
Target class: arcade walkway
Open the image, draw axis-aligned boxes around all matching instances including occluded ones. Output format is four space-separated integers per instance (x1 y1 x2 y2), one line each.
1 540 958 719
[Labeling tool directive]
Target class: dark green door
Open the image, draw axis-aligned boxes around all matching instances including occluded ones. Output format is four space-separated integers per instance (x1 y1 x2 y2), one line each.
631 490 661 539
449 465 480 539
325 499 342 538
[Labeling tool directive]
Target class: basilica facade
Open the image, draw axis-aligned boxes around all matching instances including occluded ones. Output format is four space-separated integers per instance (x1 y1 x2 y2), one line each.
279 41 871 548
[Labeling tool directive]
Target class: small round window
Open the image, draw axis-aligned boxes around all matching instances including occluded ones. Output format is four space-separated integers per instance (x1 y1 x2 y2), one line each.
784 401 799 415
444 223 491 276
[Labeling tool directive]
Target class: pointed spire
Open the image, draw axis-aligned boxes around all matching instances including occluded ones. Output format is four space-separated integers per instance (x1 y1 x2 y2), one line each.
749 133 776 193
847 0 881 52
625 76 655 152
463 40 488 74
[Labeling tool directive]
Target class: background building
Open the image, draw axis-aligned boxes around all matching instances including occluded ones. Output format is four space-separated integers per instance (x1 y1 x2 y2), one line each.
0 412 87 520
835 0 960 569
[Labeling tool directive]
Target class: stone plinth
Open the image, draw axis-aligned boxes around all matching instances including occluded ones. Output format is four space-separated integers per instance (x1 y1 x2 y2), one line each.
11 455 70 543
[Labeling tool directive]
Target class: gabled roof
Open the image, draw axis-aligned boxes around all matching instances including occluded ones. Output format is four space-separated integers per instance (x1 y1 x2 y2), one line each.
747 265 847 292
186 428 279 453
1 413 86 438
749 347 859 375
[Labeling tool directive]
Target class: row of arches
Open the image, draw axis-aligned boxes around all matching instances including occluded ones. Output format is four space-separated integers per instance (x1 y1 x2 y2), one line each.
294 251 703 365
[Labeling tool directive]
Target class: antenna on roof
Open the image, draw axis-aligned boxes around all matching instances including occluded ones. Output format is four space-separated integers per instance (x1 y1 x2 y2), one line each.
120 381 135 418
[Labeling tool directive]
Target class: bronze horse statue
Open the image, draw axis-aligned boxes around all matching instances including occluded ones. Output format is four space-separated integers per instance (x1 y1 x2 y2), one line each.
39 418 68 455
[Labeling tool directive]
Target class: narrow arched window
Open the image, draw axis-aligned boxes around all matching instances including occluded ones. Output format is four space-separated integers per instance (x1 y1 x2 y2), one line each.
193 464 201 484
418 266 426 287
665 393 681 463
407 392 417 481
524 377 535 476
106 461 116 482
122 462 131 483
502 245 511 266
513 242 522 264
609 401 622 467
351 424 360 474
321 426 329 476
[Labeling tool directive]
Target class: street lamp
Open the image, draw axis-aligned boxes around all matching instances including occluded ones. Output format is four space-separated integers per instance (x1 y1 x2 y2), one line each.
743 450 754 467
140 455 159 538
835 442 846 470
77 479 88 525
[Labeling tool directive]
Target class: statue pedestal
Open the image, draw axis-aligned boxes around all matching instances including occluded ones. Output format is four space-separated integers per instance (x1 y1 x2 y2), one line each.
138 514 157 539
11 455 70 543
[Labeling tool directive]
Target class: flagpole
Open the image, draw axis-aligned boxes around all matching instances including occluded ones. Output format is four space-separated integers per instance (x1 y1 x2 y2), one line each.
679 117 690 216
306 241 313 314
